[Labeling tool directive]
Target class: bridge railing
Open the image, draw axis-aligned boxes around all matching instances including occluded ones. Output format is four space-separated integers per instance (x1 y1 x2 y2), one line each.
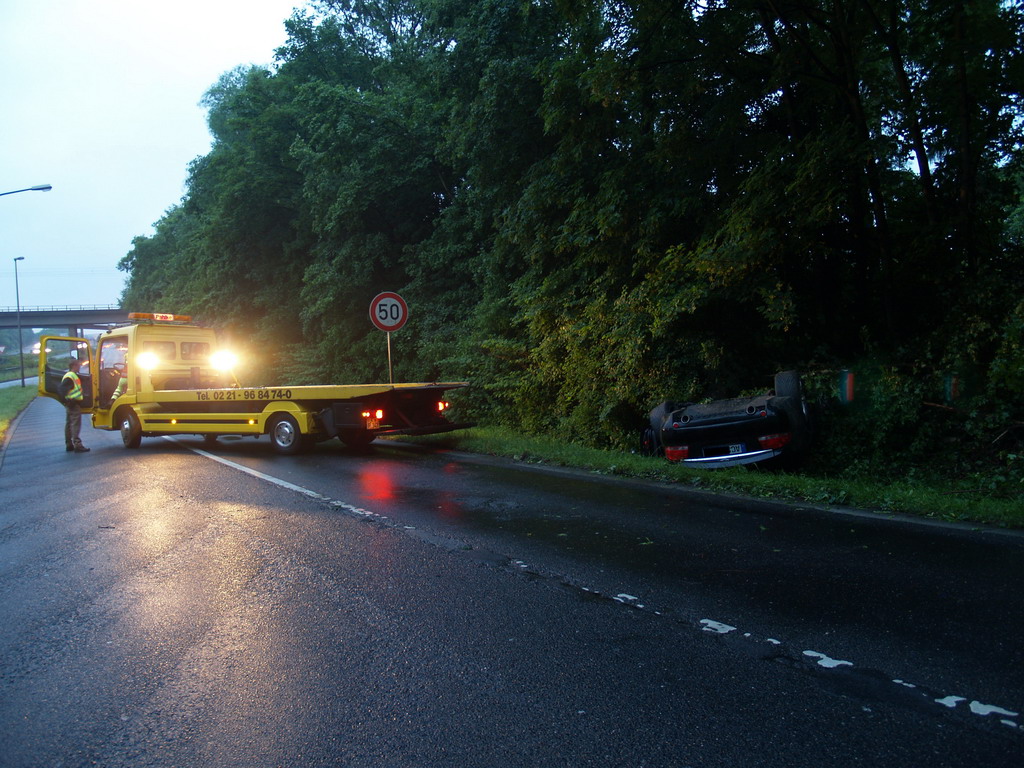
0 304 122 313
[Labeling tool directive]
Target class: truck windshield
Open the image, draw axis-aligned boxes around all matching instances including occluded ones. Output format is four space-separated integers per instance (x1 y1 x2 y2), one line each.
142 341 176 361
181 342 210 361
98 337 129 406
99 337 128 369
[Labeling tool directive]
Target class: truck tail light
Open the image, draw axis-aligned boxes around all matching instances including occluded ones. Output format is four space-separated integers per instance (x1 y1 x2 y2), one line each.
758 433 792 450
664 445 690 462
362 409 384 420
437 401 449 412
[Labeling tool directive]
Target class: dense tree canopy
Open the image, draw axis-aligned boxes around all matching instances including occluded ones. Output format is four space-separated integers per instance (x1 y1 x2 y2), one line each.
120 0 1024 479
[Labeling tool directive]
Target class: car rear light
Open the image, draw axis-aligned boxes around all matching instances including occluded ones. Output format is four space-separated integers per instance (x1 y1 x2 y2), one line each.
362 409 384 420
437 401 449 412
758 433 792 450
664 445 690 462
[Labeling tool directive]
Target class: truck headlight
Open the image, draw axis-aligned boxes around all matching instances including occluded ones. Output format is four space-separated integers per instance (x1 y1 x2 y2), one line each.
210 350 238 371
136 352 160 370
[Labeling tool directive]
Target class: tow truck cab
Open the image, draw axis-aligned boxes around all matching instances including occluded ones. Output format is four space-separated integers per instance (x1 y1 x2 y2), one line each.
37 312 470 453
39 313 235 412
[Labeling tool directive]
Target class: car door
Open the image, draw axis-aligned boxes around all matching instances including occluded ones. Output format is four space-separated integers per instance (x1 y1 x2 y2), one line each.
37 336 96 411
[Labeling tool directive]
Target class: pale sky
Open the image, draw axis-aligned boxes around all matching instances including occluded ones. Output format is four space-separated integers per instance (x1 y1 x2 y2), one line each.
1 0 305 310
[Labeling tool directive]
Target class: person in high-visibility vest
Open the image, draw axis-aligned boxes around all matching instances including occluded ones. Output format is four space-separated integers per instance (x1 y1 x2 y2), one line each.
108 369 127 406
60 359 90 453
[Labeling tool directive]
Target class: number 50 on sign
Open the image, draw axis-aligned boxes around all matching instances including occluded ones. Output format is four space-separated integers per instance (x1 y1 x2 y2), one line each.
369 292 408 332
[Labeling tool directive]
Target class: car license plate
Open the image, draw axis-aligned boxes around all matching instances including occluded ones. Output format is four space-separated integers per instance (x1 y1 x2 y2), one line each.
729 443 745 455
365 418 380 429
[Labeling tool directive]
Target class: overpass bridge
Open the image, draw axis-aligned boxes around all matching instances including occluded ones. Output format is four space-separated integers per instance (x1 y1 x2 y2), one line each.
0 305 129 335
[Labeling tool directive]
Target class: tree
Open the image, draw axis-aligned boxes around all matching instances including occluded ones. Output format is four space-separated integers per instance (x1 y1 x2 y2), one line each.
117 0 1024 466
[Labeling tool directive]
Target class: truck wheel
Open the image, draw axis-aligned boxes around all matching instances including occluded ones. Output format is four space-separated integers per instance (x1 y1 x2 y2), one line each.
119 408 142 449
269 414 303 455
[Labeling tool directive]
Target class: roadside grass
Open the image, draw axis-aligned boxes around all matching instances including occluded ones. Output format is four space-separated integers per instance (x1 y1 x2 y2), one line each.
400 426 1024 530
0 387 37 446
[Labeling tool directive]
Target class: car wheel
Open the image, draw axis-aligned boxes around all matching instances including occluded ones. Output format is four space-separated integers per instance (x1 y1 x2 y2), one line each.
269 414 304 455
643 402 676 456
119 408 142 449
774 370 803 399
640 427 662 456
771 395 813 468
774 370 813 430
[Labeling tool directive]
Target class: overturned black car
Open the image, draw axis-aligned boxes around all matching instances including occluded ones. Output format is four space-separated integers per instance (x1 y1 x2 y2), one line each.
642 371 813 469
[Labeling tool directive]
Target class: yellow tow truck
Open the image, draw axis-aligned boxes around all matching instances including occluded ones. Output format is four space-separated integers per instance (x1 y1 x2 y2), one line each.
37 313 471 454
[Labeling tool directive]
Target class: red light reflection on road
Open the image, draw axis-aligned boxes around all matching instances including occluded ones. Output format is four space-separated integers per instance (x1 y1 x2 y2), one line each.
356 463 466 521
357 467 396 501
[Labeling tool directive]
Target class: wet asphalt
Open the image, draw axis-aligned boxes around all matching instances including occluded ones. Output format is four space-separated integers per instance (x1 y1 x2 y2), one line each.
1 396 1022 767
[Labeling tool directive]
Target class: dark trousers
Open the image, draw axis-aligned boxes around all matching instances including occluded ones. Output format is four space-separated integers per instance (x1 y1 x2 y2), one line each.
65 401 83 448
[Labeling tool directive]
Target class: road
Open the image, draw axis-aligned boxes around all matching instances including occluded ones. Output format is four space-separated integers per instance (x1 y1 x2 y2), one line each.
1 397 1021 767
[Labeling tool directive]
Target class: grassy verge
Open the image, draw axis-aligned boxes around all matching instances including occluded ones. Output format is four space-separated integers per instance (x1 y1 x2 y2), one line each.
401 426 1024 530
0 387 37 446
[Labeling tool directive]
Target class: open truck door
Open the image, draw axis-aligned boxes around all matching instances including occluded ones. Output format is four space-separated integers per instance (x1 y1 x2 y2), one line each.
37 336 96 412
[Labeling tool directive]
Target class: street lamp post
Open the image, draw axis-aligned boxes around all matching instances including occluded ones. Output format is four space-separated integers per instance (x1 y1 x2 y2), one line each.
13 257 25 387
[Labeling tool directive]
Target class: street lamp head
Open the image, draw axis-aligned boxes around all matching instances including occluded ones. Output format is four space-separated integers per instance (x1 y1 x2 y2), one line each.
1 184 53 197
14 257 25 262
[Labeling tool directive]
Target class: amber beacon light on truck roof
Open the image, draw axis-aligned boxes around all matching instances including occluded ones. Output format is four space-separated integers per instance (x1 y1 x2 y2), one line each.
127 312 193 324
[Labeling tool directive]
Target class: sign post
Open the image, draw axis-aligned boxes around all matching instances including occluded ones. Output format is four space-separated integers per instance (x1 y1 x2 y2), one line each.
369 292 409 385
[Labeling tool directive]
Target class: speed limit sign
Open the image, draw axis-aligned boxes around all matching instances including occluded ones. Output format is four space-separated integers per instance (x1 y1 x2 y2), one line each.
369 292 409 332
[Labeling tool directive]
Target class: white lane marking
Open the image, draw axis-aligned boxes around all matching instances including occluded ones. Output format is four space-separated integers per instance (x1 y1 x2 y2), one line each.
614 593 646 608
804 650 853 669
700 619 737 634
970 701 1019 718
165 439 386 522
174 442 332 500
174 438 1023 733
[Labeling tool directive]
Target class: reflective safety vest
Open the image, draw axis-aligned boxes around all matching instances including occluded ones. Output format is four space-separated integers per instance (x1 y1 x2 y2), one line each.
62 370 83 401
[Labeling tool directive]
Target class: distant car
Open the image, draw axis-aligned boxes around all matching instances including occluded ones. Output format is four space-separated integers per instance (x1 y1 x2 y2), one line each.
642 371 813 468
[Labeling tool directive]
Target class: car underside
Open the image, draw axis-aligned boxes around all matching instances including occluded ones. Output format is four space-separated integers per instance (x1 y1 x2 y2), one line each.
643 371 813 469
